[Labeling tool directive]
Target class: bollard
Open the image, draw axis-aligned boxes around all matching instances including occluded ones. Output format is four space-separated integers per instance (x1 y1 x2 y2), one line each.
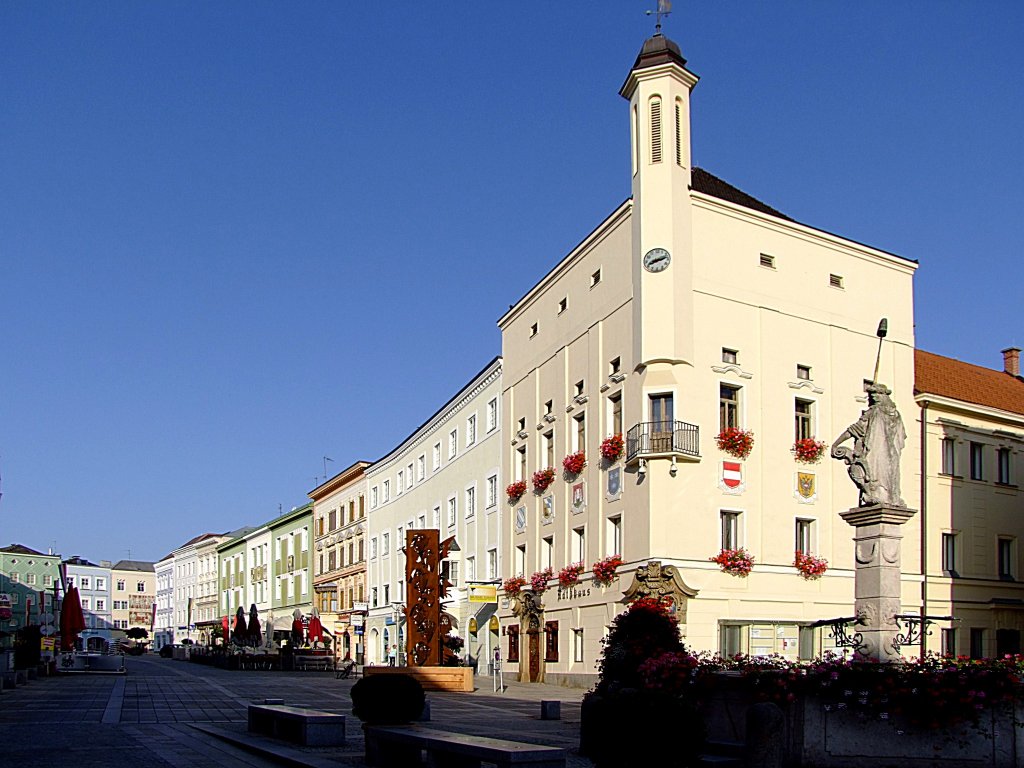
540 700 561 720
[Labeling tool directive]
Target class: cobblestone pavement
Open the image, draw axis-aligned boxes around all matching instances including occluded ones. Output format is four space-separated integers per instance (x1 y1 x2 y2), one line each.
0 657 595 767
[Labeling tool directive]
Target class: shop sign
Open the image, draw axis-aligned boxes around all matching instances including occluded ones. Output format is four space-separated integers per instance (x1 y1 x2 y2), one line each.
488 615 500 632
468 618 478 634
468 584 497 603
350 614 364 627
353 602 369 613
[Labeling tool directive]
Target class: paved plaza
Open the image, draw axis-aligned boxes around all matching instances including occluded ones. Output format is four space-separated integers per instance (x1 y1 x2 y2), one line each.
0 656 594 767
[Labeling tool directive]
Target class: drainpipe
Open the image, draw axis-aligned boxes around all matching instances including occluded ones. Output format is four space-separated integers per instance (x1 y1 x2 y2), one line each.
919 399 929 657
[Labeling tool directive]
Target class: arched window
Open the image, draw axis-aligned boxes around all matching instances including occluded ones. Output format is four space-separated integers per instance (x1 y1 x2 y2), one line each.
650 98 663 163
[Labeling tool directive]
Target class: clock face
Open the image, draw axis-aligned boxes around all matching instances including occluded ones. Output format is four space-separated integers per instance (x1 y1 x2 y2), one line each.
643 247 671 272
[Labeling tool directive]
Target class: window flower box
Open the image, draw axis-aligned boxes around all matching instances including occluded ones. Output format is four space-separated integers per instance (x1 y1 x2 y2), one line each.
532 468 556 493
530 567 553 594
794 551 828 580
592 554 624 587
793 437 827 464
558 562 584 588
506 480 527 503
562 451 586 476
503 575 526 596
600 434 624 462
710 547 754 576
716 427 754 460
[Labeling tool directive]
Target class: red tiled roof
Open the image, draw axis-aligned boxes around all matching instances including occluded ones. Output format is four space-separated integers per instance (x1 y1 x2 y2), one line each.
915 349 1024 416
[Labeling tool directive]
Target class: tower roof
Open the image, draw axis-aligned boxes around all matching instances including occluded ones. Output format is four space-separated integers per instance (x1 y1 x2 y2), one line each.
620 34 693 98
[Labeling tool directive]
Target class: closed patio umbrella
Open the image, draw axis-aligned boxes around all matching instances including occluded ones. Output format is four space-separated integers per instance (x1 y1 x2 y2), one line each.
291 609 304 646
221 615 229 645
232 606 247 646
248 604 261 648
308 606 324 645
59 586 86 652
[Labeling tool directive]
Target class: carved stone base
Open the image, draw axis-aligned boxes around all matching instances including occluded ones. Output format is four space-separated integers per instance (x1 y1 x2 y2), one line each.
840 504 917 663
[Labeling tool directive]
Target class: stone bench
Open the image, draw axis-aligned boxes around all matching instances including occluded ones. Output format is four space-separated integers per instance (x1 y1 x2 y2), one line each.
364 724 566 768
293 654 333 671
247 703 346 747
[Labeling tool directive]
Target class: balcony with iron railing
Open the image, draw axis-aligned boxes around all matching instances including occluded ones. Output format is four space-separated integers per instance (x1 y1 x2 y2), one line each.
625 420 701 464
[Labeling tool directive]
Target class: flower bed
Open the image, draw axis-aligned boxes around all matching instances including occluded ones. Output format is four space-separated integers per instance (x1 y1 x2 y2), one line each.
562 450 586 475
710 547 754 576
600 434 624 462
794 551 828 579
530 567 553 593
558 562 584 588
506 480 527 503
716 427 754 459
532 467 555 493
793 437 827 464
592 554 624 586
502 575 526 596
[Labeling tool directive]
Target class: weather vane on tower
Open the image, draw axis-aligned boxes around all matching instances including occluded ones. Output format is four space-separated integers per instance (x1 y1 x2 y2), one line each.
646 0 672 34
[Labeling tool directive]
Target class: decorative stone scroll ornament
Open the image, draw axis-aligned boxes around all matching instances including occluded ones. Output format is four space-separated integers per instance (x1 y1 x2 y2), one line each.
621 561 699 628
405 529 458 666
831 383 907 508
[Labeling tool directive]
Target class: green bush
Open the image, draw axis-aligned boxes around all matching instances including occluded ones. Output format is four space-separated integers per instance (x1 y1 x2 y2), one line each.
350 673 425 724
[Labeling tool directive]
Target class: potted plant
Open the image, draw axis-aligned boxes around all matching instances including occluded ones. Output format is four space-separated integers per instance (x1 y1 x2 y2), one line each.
502 575 526 596
530 567 553 593
794 551 828 579
532 467 556 493
716 426 754 459
792 437 827 464
710 547 755 576
558 562 584 588
592 554 624 587
506 480 527 503
563 450 586 476
600 434 625 463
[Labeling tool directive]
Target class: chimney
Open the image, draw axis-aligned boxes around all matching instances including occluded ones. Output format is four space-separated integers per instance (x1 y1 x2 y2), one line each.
1003 347 1021 377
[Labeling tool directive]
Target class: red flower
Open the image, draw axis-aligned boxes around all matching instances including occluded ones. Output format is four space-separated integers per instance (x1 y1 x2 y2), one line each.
794 551 828 579
592 554 624 586
506 480 527 503
530 567 553 593
600 434 625 462
710 548 754 576
562 451 586 475
532 467 556 493
558 562 584 588
792 438 827 464
716 427 754 459
502 575 526 596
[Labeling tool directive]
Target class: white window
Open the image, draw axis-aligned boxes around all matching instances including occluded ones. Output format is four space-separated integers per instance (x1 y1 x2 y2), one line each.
137 582 145 592
449 560 460 588
383 480 391 502
449 429 458 459
397 526 404 549
96 578 106 590
371 486 379 508
467 414 477 446
516 545 526 576
407 463 414 488
117 579 125 591
486 475 498 508
448 497 457 528
433 506 441 528
487 548 498 580
26 573 36 586
573 527 586 563
721 510 741 550
96 599 106 611
81 577 91 589
417 455 426 481
82 597 91 610
382 532 390 556
574 629 584 662
418 513 426 529
543 536 554 569
44 574 53 587
433 443 441 470
466 556 476 582
487 398 498 432
795 518 815 554
466 486 476 518
608 515 622 556
397 471 404 495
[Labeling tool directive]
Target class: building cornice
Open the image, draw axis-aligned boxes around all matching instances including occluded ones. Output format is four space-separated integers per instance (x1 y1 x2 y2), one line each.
916 394 1024 431
309 462 370 501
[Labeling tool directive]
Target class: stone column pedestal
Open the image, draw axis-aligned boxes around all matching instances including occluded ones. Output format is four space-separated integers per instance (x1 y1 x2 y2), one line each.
839 503 917 663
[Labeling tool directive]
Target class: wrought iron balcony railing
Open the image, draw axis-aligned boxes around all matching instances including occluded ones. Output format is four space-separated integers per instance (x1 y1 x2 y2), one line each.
625 420 700 462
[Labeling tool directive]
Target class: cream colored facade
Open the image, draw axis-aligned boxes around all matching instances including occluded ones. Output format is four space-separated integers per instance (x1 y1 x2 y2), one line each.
194 534 230 643
310 464 369 662
917 350 1024 658
110 560 156 640
365 357 503 667
497 34 918 684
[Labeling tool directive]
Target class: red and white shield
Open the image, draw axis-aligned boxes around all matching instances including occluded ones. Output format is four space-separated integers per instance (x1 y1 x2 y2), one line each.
722 461 743 489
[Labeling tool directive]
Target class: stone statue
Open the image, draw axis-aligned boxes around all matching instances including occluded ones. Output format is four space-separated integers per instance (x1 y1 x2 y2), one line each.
832 383 906 507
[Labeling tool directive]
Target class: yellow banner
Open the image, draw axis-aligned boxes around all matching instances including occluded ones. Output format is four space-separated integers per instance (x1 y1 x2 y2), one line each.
468 584 497 603
40 637 55 651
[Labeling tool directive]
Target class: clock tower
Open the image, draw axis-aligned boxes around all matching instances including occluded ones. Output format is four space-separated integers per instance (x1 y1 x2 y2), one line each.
620 33 698 371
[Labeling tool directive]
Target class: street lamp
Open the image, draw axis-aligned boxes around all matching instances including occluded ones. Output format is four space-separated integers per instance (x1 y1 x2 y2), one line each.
390 601 405 665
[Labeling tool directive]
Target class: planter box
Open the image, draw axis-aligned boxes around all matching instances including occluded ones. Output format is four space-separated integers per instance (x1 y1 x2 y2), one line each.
364 666 473 692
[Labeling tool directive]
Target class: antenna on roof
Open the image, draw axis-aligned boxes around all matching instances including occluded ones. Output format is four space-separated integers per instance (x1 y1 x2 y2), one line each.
645 0 672 34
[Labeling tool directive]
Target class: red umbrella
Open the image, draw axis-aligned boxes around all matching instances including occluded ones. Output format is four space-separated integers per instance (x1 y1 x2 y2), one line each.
59 586 86 652
308 607 324 644
221 615 229 645
232 606 247 645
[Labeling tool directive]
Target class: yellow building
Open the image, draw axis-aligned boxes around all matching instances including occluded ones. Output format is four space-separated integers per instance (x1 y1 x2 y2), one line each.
310 462 369 663
497 32 918 685
916 347 1024 658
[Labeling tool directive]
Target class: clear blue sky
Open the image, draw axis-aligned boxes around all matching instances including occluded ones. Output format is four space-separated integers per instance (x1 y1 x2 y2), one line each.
2 3 1021 562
